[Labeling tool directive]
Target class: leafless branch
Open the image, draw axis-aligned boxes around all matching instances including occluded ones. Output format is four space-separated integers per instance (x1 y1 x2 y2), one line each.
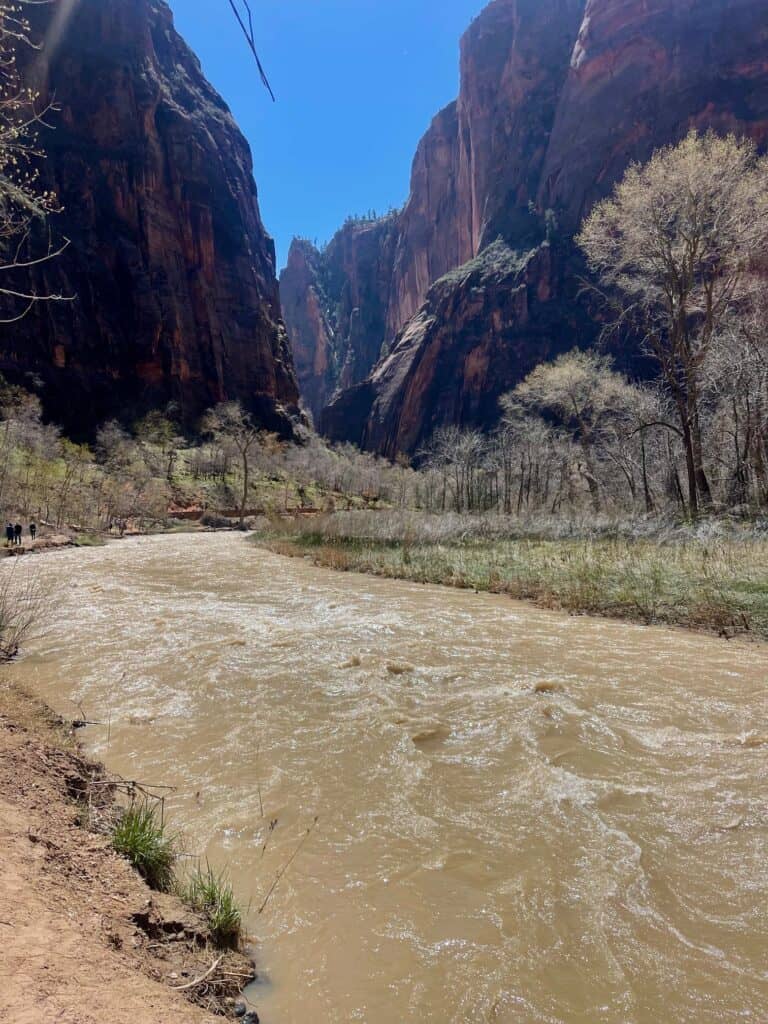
227 0 275 101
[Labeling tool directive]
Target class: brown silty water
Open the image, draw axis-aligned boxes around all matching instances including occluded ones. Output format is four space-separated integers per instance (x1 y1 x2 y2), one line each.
6 533 768 1023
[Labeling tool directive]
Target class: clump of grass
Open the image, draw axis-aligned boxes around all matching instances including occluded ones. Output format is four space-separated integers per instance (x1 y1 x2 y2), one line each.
111 801 177 892
181 862 244 949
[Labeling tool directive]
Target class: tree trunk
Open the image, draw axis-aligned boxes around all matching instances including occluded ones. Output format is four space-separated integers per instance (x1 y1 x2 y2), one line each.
641 436 655 514
672 390 699 519
580 442 601 512
690 401 713 509
240 450 248 526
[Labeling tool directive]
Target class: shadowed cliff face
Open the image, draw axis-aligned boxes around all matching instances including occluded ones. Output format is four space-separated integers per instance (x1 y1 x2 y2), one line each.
280 218 398 424
299 0 768 456
3 0 299 436
280 241 335 424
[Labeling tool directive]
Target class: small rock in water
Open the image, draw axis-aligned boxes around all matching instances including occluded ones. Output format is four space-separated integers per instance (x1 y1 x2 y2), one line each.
339 654 362 669
242 1013 260 1024
533 680 563 695
387 662 414 676
233 1003 247 1018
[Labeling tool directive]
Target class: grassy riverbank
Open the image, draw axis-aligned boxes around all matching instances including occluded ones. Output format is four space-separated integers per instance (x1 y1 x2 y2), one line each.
254 512 768 640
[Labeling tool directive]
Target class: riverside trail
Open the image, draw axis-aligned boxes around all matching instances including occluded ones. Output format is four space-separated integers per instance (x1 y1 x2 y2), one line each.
7 532 768 1023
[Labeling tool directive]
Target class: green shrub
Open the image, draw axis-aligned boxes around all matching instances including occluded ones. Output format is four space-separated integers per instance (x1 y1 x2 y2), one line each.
111 802 177 891
182 862 243 949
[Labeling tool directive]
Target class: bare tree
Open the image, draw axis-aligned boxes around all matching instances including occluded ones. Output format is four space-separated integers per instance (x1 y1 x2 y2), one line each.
203 402 261 525
578 131 768 518
503 350 639 512
0 1 70 321
134 410 185 484
420 427 489 513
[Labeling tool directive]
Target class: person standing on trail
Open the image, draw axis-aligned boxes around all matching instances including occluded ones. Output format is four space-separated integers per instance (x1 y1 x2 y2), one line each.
5 523 13 546
13 523 22 546
29 523 36 542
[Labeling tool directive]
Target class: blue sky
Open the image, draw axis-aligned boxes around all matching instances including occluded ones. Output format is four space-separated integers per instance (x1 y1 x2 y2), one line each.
168 1 483 270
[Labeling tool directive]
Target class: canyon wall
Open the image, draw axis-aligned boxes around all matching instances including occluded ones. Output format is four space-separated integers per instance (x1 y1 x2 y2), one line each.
280 216 398 424
285 0 768 457
3 0 299 435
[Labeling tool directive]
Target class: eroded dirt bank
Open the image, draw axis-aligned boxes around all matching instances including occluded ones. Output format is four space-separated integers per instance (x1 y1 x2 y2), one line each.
0 682 256 1024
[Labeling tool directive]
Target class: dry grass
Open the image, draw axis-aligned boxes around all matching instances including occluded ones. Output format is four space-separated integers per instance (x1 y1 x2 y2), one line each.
256 513 768 639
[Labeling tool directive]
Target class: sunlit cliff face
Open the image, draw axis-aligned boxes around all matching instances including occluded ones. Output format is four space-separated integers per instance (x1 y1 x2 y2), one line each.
287 0 768 456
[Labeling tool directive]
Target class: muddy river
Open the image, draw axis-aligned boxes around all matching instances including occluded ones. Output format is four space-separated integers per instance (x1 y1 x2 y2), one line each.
7 533 768 1022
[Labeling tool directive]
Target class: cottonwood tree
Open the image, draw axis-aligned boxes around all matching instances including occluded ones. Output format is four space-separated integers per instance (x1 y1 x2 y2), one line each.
503 350 640 512
612 384 672 514
495 414 565 516
578 131 768 518
134 410 184 483
202 402 261 524
702 297 768 509
420 426 488 513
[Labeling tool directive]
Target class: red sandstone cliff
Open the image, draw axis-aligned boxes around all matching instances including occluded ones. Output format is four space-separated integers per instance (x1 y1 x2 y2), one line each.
386 0 587 337
280 216 398 423
280 240 335 424
321 242 595 458
540 0 768 229
3 0 299 435
292 0 768 456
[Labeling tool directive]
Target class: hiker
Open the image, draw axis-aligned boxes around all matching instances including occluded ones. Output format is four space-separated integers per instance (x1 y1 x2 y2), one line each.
5 523 13 546
29 523 36 542
14 523 22 546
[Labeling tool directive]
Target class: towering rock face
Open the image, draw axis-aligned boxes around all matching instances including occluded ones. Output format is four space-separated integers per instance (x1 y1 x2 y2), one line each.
384 101 467 340
293 0 768 456
321 241 594 458
279 240 335 424
539 0 768 230
280 217 398 423
4 0 300 435
385 0 587 338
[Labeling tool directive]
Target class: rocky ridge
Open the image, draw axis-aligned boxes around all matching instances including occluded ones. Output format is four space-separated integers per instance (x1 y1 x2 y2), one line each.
283 0 768 457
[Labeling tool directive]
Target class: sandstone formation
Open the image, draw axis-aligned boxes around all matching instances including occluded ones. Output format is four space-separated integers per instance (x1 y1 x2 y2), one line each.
280 217 398 424
321 241 595 459
3 0 299 435
286 0 768 457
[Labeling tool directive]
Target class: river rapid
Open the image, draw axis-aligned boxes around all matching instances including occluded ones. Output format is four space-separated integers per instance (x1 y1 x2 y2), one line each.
7 533 768 1023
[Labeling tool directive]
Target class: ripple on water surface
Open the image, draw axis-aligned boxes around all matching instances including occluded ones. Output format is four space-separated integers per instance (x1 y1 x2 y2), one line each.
8 533 768 1024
